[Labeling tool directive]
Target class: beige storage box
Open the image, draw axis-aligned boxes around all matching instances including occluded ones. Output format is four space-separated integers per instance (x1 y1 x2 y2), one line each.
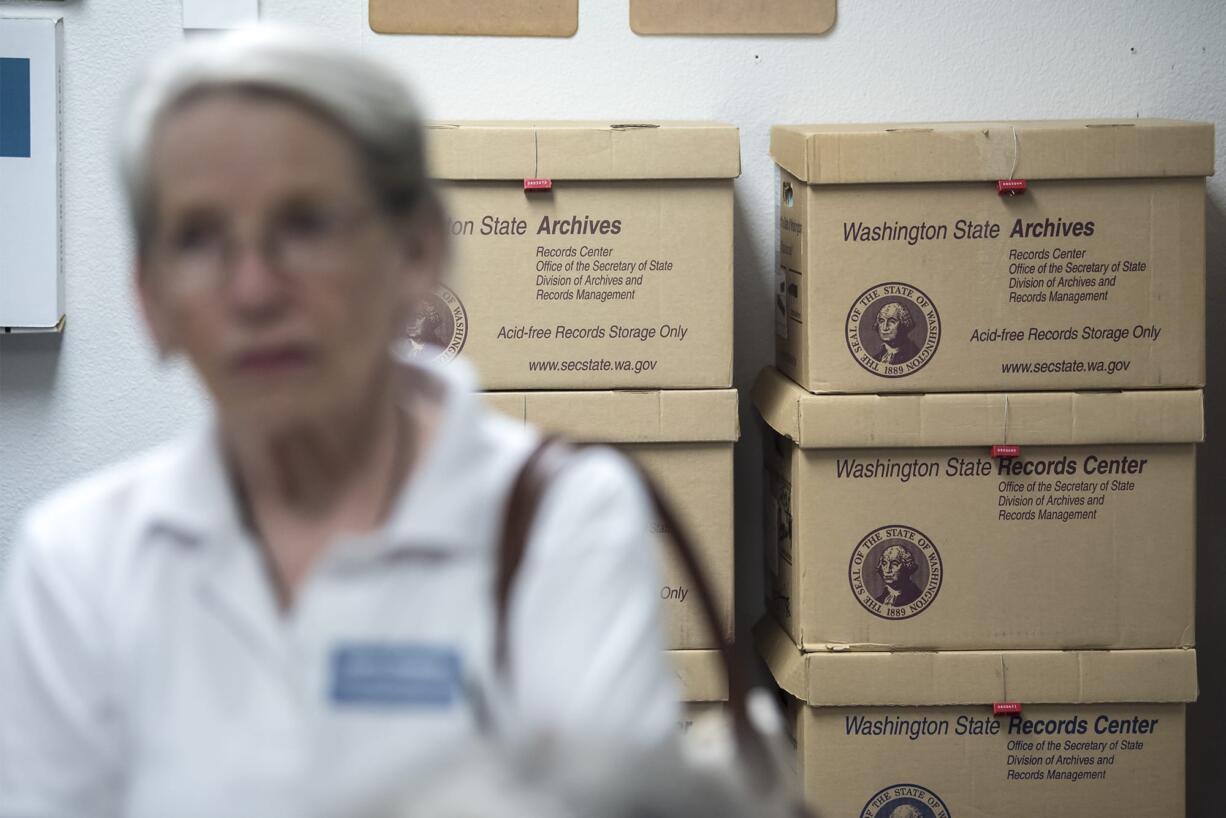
486 388 738 649
668 649 728 732
755 367 1201 652
759 619 1195 818
425 121 739 390
772 119 1213 393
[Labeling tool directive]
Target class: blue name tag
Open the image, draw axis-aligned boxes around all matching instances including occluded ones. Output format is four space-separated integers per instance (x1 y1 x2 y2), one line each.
330 643 462 708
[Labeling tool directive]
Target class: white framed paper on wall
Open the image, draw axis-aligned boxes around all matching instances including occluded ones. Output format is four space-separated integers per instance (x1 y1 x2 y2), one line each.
0 17 63 332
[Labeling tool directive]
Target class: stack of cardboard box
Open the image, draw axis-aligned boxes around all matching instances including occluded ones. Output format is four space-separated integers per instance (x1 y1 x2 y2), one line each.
424 122 741 718
755 119 1213 817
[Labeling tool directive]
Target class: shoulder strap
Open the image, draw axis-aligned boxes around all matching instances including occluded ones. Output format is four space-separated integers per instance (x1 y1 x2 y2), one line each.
494 436 777 789
493 436 577 673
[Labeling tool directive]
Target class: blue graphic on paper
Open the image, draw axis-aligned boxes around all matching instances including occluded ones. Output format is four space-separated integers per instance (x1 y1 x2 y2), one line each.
0 58 31 158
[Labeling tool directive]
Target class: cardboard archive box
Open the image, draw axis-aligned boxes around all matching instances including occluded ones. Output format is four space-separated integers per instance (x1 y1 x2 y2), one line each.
771 119 1214 393
755 367 1201 652
669 649 728 732
426 121 739 390
485 388 738 650
758 619 1196 818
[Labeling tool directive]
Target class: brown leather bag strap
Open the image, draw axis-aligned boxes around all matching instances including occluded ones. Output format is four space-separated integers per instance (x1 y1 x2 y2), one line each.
494 436 577 673
494 436 778 789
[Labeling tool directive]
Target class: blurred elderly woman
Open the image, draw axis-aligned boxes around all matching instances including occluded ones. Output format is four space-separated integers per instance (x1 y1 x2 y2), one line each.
0 27 676 818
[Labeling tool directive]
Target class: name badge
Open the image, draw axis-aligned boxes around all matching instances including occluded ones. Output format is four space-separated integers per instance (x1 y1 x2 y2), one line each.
329 643 462 708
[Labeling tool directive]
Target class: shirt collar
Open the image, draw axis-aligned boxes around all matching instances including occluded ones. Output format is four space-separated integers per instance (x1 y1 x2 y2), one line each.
135 423 245 544
136 351 494 556
371 351 491 554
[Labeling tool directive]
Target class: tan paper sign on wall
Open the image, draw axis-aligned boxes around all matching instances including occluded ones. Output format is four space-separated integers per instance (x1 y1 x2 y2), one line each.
631 0 836 35
370 0 578 36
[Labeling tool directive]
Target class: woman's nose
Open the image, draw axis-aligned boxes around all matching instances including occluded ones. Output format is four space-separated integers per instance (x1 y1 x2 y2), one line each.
227 243 290 319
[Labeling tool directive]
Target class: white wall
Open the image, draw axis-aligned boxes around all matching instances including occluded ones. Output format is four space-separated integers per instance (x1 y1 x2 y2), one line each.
1 0 1223 806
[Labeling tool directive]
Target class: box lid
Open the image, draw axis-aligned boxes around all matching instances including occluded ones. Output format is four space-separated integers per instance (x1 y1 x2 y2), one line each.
668 650 729 703
771 119 1215 184
756 618 1197 707
428 121 741 180
369 0 577 37
753 368 1204 449
485 388 740 443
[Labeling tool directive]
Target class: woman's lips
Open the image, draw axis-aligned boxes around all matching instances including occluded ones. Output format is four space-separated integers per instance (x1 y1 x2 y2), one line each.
230 344 317 375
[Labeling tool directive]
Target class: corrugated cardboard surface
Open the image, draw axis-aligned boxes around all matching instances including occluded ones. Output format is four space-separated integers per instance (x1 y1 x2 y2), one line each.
488 390 737 649
631 0 835 35
771 119 1215 184
775 168 1207 393
768 437 1196 651
436 177 732 389
758 381 1198 652
667 649 728 702
424 122 737 390
680 701 726 731
754 367 1204 449
758 618 1198 706
790 697 1186 817
428 121 741 180
485 388 738 442
762 620 1193 815
370 0 577 36
669 650 728 732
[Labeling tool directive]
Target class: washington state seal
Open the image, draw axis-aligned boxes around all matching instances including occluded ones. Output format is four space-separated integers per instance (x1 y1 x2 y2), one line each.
845 283 940 378
848 525 943 620
403 284 467 364
860 784 951 818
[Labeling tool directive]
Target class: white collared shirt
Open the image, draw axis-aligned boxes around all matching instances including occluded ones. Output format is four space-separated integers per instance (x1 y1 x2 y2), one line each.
0 357 679 818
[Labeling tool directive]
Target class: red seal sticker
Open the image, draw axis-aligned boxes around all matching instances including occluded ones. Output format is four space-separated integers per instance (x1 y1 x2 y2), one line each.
997 178 1028 196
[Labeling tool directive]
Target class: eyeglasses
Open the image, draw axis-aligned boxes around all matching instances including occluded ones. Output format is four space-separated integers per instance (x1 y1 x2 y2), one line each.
151 203 380 290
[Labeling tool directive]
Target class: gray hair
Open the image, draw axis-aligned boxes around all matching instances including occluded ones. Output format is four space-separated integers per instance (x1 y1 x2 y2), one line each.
120 25 431 256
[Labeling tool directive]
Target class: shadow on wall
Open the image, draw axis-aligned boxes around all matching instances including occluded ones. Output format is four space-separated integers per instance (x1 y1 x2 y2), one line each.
1189 193 1226 814
729 189 773 676
0 331 63 396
